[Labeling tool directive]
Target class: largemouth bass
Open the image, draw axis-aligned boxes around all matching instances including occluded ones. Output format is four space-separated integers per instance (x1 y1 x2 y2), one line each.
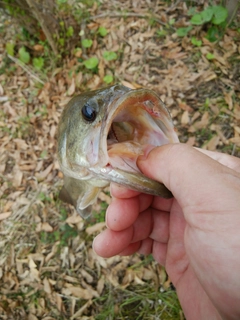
57 84 179 218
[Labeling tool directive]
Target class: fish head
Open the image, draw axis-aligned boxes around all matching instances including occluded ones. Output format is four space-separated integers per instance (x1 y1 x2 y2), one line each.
57 84 179 218
58 85 130 179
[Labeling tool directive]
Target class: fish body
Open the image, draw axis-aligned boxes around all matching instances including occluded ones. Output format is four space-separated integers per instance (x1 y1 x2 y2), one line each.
57 85 179 218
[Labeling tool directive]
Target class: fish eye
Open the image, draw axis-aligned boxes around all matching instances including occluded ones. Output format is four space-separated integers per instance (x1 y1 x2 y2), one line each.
81 102 97 122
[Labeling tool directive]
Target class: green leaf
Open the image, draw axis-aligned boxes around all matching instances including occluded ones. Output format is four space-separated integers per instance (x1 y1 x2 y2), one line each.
40 150 48 158
206 26 220 42
103 51 117 61
103 75 113 84
83 57 99 69
98 26 108 36
190 7 214 25
66 26 74 37
191 13 204 25
169 18 175 25
191 37 202 47
58 38 65 46
6 42 14 56
82 39 93 48
19 47 30 63
212 6 228 25
187 7 197 16
176 26 192 37
201 7 214 23
206 53 215 60
33 57 44 70
156 29 167 37
204 97 210 107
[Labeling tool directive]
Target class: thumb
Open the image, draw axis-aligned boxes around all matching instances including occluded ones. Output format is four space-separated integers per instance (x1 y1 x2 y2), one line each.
137 144 240 210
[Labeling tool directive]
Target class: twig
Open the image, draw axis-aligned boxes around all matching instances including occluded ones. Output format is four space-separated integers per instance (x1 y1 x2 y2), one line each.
0 96 8 102
166 0 182 13
231 143 236 156
226 0 240 26
25 0 58 55
88 12 166 26
80 20 88 59
7 54 45 85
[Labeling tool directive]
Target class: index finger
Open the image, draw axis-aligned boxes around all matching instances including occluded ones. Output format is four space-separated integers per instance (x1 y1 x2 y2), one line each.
110 183 141 198
110 182 173 213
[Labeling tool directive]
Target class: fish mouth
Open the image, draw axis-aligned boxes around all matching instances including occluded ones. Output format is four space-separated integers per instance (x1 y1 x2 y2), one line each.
89 88 179 197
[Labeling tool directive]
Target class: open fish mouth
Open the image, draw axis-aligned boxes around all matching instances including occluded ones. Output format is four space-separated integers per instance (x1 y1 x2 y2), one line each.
57 85 179 218
89 88 179 197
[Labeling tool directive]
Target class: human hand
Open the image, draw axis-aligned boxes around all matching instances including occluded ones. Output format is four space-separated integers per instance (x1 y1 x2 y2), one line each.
93 144 240 320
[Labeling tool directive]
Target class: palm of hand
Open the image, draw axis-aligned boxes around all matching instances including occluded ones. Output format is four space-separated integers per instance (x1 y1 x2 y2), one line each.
161 199 221 320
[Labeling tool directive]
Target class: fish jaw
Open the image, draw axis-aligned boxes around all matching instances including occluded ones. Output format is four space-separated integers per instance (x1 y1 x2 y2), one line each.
89 166 173 198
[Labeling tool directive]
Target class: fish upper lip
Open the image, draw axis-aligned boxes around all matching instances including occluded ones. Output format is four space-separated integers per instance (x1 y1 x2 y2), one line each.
101 88 173 145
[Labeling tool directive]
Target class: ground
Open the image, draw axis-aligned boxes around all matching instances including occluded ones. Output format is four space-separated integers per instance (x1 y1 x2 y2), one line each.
0 1 240 319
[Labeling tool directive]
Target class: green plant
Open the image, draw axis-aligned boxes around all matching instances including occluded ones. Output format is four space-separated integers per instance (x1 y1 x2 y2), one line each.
16 115 34 139
3 0 25 16
33 57 44 71
40 230 59 244
35 104 48 117
103 51 117 61
60 207 68 221
192 5 228 42
40 150 48 159
82 38 93 48
206 52 215 60
156 29 168 37
38 192 52 203
176 26 192 37
191 36 202 47
6 42 14 56
191 6 228 26
169 18 175 25
103 75 113 84
98 26 108 37
83 57 99 69
177 5 228 42
93 284 182 320
59 223 78 245
66 26 74 37
91 200 108 224
19 46 30 63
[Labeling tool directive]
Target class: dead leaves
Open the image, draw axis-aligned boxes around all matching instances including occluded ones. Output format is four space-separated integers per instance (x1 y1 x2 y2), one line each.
62 285 99 299
0 212 12 221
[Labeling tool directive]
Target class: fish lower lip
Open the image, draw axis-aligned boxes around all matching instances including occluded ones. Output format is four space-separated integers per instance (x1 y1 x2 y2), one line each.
89 165 173 199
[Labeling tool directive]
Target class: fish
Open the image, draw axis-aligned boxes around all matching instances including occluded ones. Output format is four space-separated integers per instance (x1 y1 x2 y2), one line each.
57 84 179 219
